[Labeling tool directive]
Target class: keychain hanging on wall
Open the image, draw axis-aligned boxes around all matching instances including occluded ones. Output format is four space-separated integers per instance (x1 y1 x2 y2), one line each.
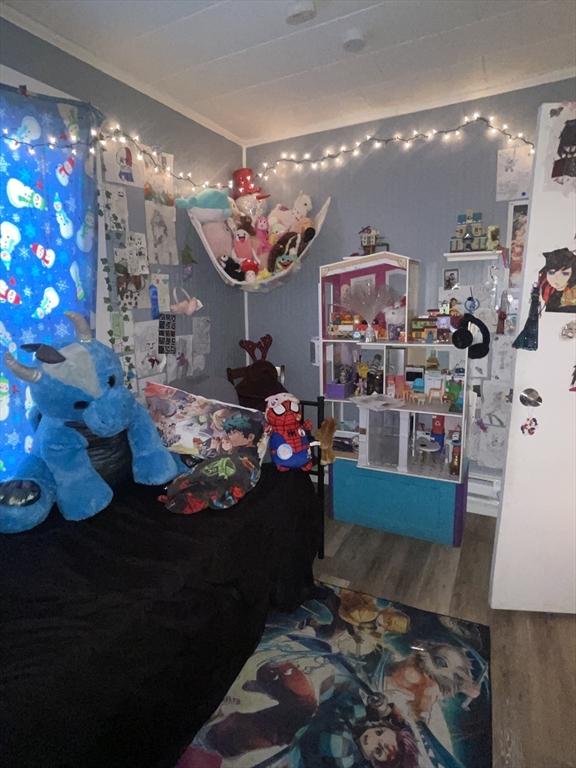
513 283 540 351
519 387 542 435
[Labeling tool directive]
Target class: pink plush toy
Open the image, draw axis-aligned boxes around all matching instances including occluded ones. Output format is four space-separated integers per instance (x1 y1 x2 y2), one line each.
202 220 233 261
254 215 271 256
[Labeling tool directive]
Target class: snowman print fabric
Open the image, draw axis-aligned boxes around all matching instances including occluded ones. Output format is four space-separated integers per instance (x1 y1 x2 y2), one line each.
0 85 101 476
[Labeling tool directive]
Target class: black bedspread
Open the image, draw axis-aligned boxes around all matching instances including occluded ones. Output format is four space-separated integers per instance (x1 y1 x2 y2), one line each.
0 464 321 768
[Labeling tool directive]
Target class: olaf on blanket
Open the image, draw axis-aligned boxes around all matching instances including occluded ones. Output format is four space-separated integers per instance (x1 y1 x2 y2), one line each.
265 393 315 472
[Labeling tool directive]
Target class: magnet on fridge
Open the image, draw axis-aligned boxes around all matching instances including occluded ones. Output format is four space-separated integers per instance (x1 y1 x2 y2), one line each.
520 417 538 435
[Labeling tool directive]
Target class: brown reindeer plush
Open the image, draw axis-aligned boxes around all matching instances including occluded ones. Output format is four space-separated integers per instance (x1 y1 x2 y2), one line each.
227 335 286 411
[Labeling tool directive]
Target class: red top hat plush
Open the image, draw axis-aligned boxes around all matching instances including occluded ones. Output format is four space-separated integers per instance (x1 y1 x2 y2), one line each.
231 167 269 201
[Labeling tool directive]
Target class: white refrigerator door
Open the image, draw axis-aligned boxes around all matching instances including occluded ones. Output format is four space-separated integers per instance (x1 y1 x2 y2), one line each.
491 103 576 613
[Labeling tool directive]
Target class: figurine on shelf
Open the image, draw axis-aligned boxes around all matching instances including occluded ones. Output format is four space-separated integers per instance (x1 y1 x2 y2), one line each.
358 225 379 255
449 210 492 253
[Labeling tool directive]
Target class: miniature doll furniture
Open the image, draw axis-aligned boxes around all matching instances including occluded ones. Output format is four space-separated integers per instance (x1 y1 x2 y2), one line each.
226 334 287 411
0 312 179 534
319 252 469 546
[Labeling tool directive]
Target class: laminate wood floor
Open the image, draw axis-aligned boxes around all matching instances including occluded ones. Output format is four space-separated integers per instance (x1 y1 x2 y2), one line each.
314 513 576 768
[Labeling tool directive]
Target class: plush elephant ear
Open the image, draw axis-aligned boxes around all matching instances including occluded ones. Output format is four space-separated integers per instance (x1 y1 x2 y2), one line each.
21 344 66 364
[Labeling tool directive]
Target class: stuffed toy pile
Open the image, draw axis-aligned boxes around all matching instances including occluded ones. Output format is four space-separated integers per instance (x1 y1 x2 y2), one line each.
0 312 179 533
177 168 329 290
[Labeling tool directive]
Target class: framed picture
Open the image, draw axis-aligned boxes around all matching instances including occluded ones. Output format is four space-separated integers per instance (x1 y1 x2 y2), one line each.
443 268 459 290
507 201 529 290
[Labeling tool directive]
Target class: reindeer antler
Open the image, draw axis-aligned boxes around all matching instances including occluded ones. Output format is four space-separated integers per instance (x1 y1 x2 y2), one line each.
239 339 259 362
239 334 273 361
257 334 273 360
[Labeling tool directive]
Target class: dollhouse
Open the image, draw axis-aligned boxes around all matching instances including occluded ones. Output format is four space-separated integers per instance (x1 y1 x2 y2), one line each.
319 252 470 545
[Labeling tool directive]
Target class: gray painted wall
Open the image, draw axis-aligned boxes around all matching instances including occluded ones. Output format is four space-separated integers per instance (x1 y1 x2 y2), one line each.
247 78 576 400
0 18 245 378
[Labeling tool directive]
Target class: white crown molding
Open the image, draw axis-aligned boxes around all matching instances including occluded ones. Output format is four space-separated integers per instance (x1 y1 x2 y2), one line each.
0 5 245 147
242 67 576 148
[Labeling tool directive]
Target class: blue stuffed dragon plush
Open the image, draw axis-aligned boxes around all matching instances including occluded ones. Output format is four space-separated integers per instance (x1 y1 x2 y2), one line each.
0 312 179 534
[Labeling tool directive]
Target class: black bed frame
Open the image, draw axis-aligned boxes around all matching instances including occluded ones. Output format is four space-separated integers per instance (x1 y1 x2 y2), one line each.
300 395 325 560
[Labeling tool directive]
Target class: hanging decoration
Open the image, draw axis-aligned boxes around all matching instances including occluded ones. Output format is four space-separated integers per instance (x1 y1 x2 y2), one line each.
3 112 535 190
177 170 331 292
255 113 535 179
0 84 101 477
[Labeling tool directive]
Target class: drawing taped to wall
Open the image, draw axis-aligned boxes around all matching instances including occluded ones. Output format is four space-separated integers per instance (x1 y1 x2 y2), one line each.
145 201 177 265
133 320 166 379
102 143 145 186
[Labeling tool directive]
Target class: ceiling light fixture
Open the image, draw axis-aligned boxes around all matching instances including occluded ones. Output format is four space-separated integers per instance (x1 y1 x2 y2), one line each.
285 0 316 25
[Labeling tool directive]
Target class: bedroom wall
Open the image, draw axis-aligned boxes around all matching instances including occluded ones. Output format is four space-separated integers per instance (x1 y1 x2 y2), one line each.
246 78 576 400
0 18 245 378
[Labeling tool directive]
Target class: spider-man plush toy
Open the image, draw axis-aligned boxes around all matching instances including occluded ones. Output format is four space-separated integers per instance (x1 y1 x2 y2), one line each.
265 393 314 472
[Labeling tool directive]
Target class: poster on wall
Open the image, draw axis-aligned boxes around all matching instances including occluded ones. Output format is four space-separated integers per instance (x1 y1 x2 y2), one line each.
102 142 145 187
145 201 178 265
192 316 211 354
545 105 576 192
496 145 533 201
103 183 129 241
507 201 529 290
143 151 174 205
133 320 166 378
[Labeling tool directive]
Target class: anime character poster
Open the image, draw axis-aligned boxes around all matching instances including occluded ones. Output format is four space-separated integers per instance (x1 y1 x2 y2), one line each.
178 582 491 768
143 382 268 462
507 202 529 290
102 142 145 186
536 247 576 313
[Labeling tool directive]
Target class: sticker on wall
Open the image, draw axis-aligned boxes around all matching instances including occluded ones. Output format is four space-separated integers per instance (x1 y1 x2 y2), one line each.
561 320 576 339
569 365 576 393
158 313 176 355
520 416 538 435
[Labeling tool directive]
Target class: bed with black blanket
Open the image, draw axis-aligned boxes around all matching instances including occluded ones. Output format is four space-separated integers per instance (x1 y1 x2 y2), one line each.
0 464 321 768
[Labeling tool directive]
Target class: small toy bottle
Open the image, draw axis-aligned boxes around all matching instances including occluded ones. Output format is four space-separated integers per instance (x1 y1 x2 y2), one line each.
449 443 461 476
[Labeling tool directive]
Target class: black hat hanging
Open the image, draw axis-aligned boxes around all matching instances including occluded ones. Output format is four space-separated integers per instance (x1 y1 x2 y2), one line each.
513 283 540 351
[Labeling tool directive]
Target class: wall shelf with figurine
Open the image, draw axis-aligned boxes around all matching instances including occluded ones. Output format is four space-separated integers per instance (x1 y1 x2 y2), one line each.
319 252 470 546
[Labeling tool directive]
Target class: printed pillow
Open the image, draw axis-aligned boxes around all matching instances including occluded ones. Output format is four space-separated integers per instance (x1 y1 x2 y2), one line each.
144 382 268 513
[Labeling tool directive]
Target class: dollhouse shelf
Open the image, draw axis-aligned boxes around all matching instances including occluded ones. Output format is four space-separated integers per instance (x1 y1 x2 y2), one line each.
325 397 462 417
444 250 501 262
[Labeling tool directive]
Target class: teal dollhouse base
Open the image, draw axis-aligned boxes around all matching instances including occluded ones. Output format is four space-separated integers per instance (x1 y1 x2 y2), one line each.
331 459 466 546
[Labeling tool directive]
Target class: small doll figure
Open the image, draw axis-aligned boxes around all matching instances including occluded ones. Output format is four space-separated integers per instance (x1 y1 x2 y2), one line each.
265 393 314 471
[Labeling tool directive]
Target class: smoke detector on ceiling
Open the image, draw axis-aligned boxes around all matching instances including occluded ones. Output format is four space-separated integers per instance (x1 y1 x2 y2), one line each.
285 0 317 25
342 28 366 53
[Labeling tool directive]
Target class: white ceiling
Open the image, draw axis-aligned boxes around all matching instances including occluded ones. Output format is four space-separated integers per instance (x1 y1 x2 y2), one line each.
2 0 575 146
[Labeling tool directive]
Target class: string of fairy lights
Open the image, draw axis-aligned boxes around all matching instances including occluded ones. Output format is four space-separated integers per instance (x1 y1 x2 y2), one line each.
2 112 535 190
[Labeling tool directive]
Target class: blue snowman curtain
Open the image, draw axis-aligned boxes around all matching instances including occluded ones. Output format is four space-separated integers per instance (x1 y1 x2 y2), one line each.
0 85 101 477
